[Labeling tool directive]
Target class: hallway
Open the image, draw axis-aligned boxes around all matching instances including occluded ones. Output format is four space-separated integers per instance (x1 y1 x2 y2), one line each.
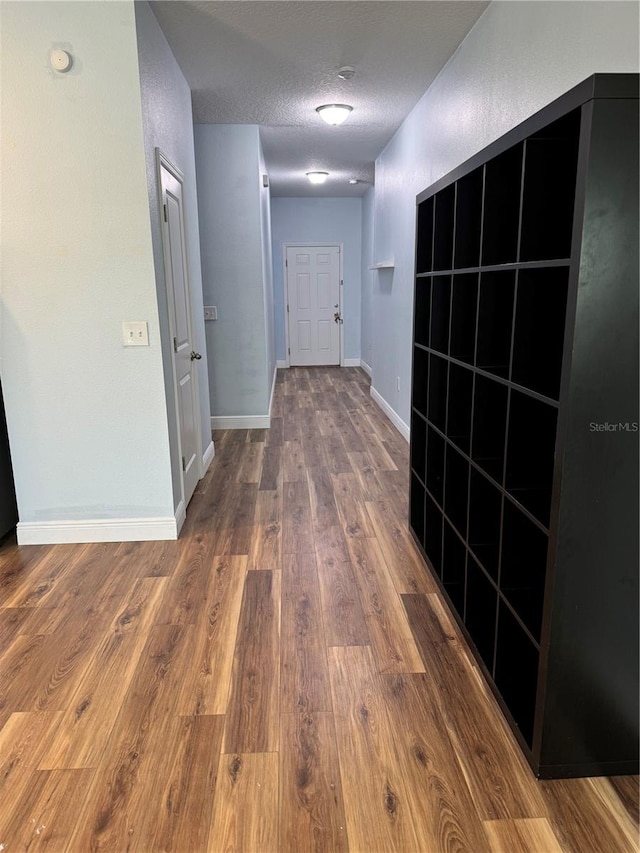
0 367 637 851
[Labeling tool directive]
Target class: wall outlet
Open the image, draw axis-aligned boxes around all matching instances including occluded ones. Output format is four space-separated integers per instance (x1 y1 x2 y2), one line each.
204 306 218 321
122 321 149 346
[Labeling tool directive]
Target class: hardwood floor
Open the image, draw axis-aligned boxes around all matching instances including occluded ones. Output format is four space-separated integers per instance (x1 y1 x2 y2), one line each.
0 366 637 852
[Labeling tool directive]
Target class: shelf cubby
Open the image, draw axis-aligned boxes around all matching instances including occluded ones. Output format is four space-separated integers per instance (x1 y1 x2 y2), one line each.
430 276 451 354
454 167 483 269
425 492 443 577
505 391 558 527
519 110 581 262
465 555 498 671
500 499 548 642
476 270 516 378
450 273 478 364
446 363 473 453
410 473 425 548
471 375 508 482
468 467 502 581
414 280 431 348
494 600 540 747
427 354 448 432
481 143 523 266
411 411 427 483
412 346 429 417
444 444 469 538
442 521 466 614
511 267 569 399
416 197 434 273
426 425 445 506
433 184 456 271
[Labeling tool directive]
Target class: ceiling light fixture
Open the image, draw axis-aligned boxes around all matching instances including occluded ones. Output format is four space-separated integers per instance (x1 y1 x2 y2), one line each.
348 179 358 185
306 171 329 184
316 104 353 126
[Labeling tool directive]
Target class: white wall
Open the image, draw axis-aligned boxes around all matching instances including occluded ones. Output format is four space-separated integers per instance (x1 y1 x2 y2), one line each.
135 1 212 512
367 0 639 430
271 197 362 363
0 0 175 538
195 124 273 419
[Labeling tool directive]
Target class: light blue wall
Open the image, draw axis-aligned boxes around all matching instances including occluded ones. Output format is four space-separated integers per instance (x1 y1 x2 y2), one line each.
360 187 375 373
1 0 174 527
136 0 211 511
195 124 273 417
271 197 362 363
366 0 640 432
259 138 276 396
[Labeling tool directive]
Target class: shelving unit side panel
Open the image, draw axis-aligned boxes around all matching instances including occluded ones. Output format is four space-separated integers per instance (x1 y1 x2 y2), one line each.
541 96 639 774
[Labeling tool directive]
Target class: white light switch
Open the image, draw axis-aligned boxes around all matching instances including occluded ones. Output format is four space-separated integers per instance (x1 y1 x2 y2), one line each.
122 321 149 346
204 306 218 321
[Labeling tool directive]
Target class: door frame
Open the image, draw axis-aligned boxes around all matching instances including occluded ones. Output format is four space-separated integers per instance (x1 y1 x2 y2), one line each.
155 148 204 522
282 242 344 368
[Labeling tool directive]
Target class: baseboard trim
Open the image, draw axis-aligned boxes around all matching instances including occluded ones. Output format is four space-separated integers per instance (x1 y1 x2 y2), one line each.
342 357 361 367
17 515 180 545
211 414 270 430
360 359 372 377
276 359 288 369
370 386 410 443
202 440 215 472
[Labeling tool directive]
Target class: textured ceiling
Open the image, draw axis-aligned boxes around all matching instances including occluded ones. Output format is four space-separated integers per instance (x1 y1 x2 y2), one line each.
150 1 489 197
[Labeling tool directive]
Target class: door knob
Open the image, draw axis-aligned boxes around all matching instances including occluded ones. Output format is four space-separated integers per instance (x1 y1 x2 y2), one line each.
333 312 343 324
190 351 202 361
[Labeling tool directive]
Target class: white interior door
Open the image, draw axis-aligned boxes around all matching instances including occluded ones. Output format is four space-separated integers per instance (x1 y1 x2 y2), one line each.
159 156 201 509
286 245 341 366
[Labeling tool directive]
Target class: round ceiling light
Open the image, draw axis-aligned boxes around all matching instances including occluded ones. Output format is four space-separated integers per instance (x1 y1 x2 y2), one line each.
306 171 329 184
316 104 353 126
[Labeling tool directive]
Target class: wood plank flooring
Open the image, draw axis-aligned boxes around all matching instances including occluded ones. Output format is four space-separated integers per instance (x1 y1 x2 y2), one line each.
0 366 637 852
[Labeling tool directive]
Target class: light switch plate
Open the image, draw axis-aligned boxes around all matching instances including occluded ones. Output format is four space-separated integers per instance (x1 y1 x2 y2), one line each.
122 321 149 346
204 306 218 321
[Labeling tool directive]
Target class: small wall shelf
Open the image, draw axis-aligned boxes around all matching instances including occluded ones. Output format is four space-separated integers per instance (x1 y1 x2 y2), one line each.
368 261 394 269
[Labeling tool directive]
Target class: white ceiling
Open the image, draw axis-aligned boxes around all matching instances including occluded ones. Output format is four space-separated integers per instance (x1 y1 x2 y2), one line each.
150 1 489 197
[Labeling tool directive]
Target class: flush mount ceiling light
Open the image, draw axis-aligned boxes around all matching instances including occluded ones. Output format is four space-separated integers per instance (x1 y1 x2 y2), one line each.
306 171 329 184
348 179 358 185
316 104 353 126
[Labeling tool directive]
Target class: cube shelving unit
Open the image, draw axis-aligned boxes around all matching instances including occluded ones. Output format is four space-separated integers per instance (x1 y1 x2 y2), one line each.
409 74 639 778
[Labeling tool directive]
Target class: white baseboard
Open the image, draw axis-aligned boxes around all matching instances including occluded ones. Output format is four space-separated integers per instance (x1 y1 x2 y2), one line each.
17 514 180 545
211 414 270 430
370 386 410 443
342 357 361 367
276 359 288 368
360 359 372 377
202 440 215 472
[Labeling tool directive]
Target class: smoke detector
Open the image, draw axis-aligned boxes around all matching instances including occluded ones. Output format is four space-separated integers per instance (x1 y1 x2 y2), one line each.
338 66 356 80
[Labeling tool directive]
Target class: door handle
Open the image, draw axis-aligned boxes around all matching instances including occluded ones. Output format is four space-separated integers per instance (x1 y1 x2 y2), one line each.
333 312 343 325
190 351 202 361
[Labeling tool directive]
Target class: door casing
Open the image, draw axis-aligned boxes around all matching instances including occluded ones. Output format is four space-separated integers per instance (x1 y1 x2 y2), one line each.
155 148 204 527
